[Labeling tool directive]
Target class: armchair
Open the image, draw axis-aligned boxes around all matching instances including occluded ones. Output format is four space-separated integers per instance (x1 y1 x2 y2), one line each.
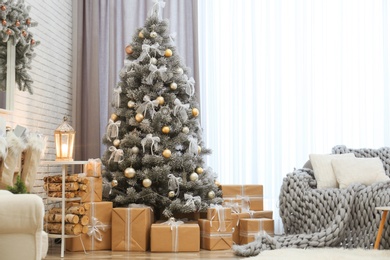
0 190 48 260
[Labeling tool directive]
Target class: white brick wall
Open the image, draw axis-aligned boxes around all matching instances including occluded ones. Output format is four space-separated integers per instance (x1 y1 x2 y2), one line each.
0 0 74 200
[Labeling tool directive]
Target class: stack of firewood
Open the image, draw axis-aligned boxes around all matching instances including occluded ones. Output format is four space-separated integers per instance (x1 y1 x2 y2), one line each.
44 203 90 235
43 174 89 198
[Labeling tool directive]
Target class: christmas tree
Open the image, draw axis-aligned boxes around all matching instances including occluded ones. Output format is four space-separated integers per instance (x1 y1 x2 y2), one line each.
101 1 222 218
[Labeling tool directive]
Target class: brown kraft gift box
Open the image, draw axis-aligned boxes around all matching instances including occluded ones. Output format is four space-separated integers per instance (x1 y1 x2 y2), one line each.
84 158 102 177
239 218 274 245
150 222 200 252
79 176 102 202
231 211 273 244
198 219 233 250
111 207 154 251
221 184 263 211
66 202 112 251
206 206 232 221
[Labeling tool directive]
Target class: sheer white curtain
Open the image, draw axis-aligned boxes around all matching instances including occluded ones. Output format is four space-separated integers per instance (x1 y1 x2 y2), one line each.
198 0 390 233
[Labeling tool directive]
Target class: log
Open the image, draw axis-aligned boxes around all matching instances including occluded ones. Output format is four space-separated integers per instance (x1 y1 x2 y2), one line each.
49 205 86 215
45 182 79 192
44 223 83 235
79 184 88 191
44 175 79 183
44 213 80 224
79 215 89 226
47 191 76 198
82 225 89 234
78 177 89 184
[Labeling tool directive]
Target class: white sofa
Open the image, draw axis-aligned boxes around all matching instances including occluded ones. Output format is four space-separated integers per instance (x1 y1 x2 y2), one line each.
0 190 48 260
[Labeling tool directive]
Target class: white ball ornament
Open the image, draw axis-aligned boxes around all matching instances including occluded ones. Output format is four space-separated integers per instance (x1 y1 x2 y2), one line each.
143 178 152 188
150 57 157 64
189 172 198 181
182 127 189 134
208 190 216 199
170 82 177 90
168 191 175 198
150 31 157 38
131 146 139 154
124 167 136 178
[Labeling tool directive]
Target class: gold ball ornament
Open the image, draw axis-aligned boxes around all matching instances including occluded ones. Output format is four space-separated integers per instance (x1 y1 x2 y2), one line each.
192 108 199 117
162 126 170 134
111 179 118 187
162 149 172 158
110 113 118 121
150 31 157 38
135 113 144 122
131 146 139 154
164 49 173 57
150 57 157 64
124 167 136 178
208 190 216 199
196 167 203 174
214 180 221 188
138 30 144 38
156 96 164 105
198 146 202 154
127 101 135 108
113 139 120 147
168 191 175 198
189 172 199 181
143 178 152 188
125 45 133 55
170 82 177 90
182 126 189 134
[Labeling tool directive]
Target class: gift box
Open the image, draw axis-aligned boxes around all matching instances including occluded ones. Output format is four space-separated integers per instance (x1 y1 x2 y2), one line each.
66 201 112 251
206 206 232 221
111 206 154 251
200 231 233 250
198 219 234 233
221 184 263 211
84 158 102 177
231 211 273 244
239 218 274 245
150 220 200 252
78 176 102 202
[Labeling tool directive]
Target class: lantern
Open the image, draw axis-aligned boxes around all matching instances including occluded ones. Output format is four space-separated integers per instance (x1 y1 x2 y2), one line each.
54 116 75 161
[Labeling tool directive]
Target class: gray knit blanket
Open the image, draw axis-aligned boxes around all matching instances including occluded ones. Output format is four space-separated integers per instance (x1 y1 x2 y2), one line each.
233 145 390 257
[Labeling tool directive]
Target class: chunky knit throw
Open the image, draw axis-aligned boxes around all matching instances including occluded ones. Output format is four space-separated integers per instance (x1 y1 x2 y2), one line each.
233 145 390 257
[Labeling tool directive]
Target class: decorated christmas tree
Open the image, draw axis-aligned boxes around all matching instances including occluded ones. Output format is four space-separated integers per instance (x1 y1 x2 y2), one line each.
101 1 222 218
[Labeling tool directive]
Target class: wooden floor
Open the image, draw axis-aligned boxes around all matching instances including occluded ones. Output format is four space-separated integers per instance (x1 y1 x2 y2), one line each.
45 242 245 259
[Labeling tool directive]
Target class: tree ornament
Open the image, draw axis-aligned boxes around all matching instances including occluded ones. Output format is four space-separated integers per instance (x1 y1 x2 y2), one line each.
111 179 118 187
15 20 20 27
6 29 12 35
162 126 170 134
110 113 118 121
150 57 157 64
182 126 189 134
168 191 175 198
138 30 144 38
189 172 198 181
170 82 177 90
0 5 5 11
150 31 157 38
125 45 133 54
192 108 199 117
1 20 6 26
26 18 31 25
131 146 139 154
127 100 135 108
162 149 171 158
143 178 152 188
198 146 202 154
164 49 173 57
176 67 183 74
124 167 136 178
22 30 27 37
208 190 216 199
196 167 203 174
156 96 164 105
113 139 120 147
135 113 144 122
215 180 221 188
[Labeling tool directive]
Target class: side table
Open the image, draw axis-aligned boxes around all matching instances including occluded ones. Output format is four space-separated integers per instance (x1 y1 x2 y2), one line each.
374 206 390 249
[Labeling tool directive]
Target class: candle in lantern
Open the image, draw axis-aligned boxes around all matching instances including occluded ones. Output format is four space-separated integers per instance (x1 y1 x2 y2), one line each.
61 144 68 157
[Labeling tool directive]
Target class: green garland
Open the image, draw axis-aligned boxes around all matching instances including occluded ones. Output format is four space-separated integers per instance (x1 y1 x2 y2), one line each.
0 0 39 94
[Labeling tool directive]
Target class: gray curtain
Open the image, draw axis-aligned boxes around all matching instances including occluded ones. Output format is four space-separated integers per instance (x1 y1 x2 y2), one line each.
74 0 199 160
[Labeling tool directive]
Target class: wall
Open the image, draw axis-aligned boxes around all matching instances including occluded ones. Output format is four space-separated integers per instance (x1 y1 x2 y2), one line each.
0 0 74 199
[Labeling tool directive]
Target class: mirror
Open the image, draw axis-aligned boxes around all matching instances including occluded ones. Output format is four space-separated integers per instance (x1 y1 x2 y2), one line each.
0 42 15 110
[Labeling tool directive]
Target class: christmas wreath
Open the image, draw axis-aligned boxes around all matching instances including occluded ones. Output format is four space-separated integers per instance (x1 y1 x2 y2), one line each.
0 0 39 94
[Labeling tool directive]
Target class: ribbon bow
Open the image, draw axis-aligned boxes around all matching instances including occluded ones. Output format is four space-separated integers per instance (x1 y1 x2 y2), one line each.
87 217 107 242
145 64 168 85
108 146 124 163
138 43 164 62
141 134 160 155
236 195 250 213
162 217 184 230
151 0 166 18
184 193 201 211
136 95 160 119
106 119 121 141
112 86 122 108
173 99 189 121
168 174 182 196
184 75 195 97
209 204 227 232
187 136 198 155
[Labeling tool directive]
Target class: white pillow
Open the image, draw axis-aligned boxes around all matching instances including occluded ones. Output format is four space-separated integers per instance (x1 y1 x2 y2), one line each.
309 153 356 189
331 157 390 189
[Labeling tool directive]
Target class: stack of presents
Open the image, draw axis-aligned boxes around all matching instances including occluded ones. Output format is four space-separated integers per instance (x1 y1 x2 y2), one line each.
43 159 274 252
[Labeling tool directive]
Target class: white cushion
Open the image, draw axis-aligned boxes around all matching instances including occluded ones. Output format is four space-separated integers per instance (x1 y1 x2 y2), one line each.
331 157 390 188
309 153 356 189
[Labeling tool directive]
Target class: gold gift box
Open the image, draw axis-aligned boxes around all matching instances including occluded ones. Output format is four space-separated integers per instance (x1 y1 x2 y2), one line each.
239 218 274 245
66 202 112 251
150 222 200 252
111 207 154 251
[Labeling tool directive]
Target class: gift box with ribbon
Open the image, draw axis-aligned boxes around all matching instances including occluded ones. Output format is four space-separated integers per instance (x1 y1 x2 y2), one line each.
206 205 232 221
221 184 263 212
66 202 112 251
239 218 274 245
78 175 103 203
111 205 154 251
84 158 102 177
150 218 200 252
